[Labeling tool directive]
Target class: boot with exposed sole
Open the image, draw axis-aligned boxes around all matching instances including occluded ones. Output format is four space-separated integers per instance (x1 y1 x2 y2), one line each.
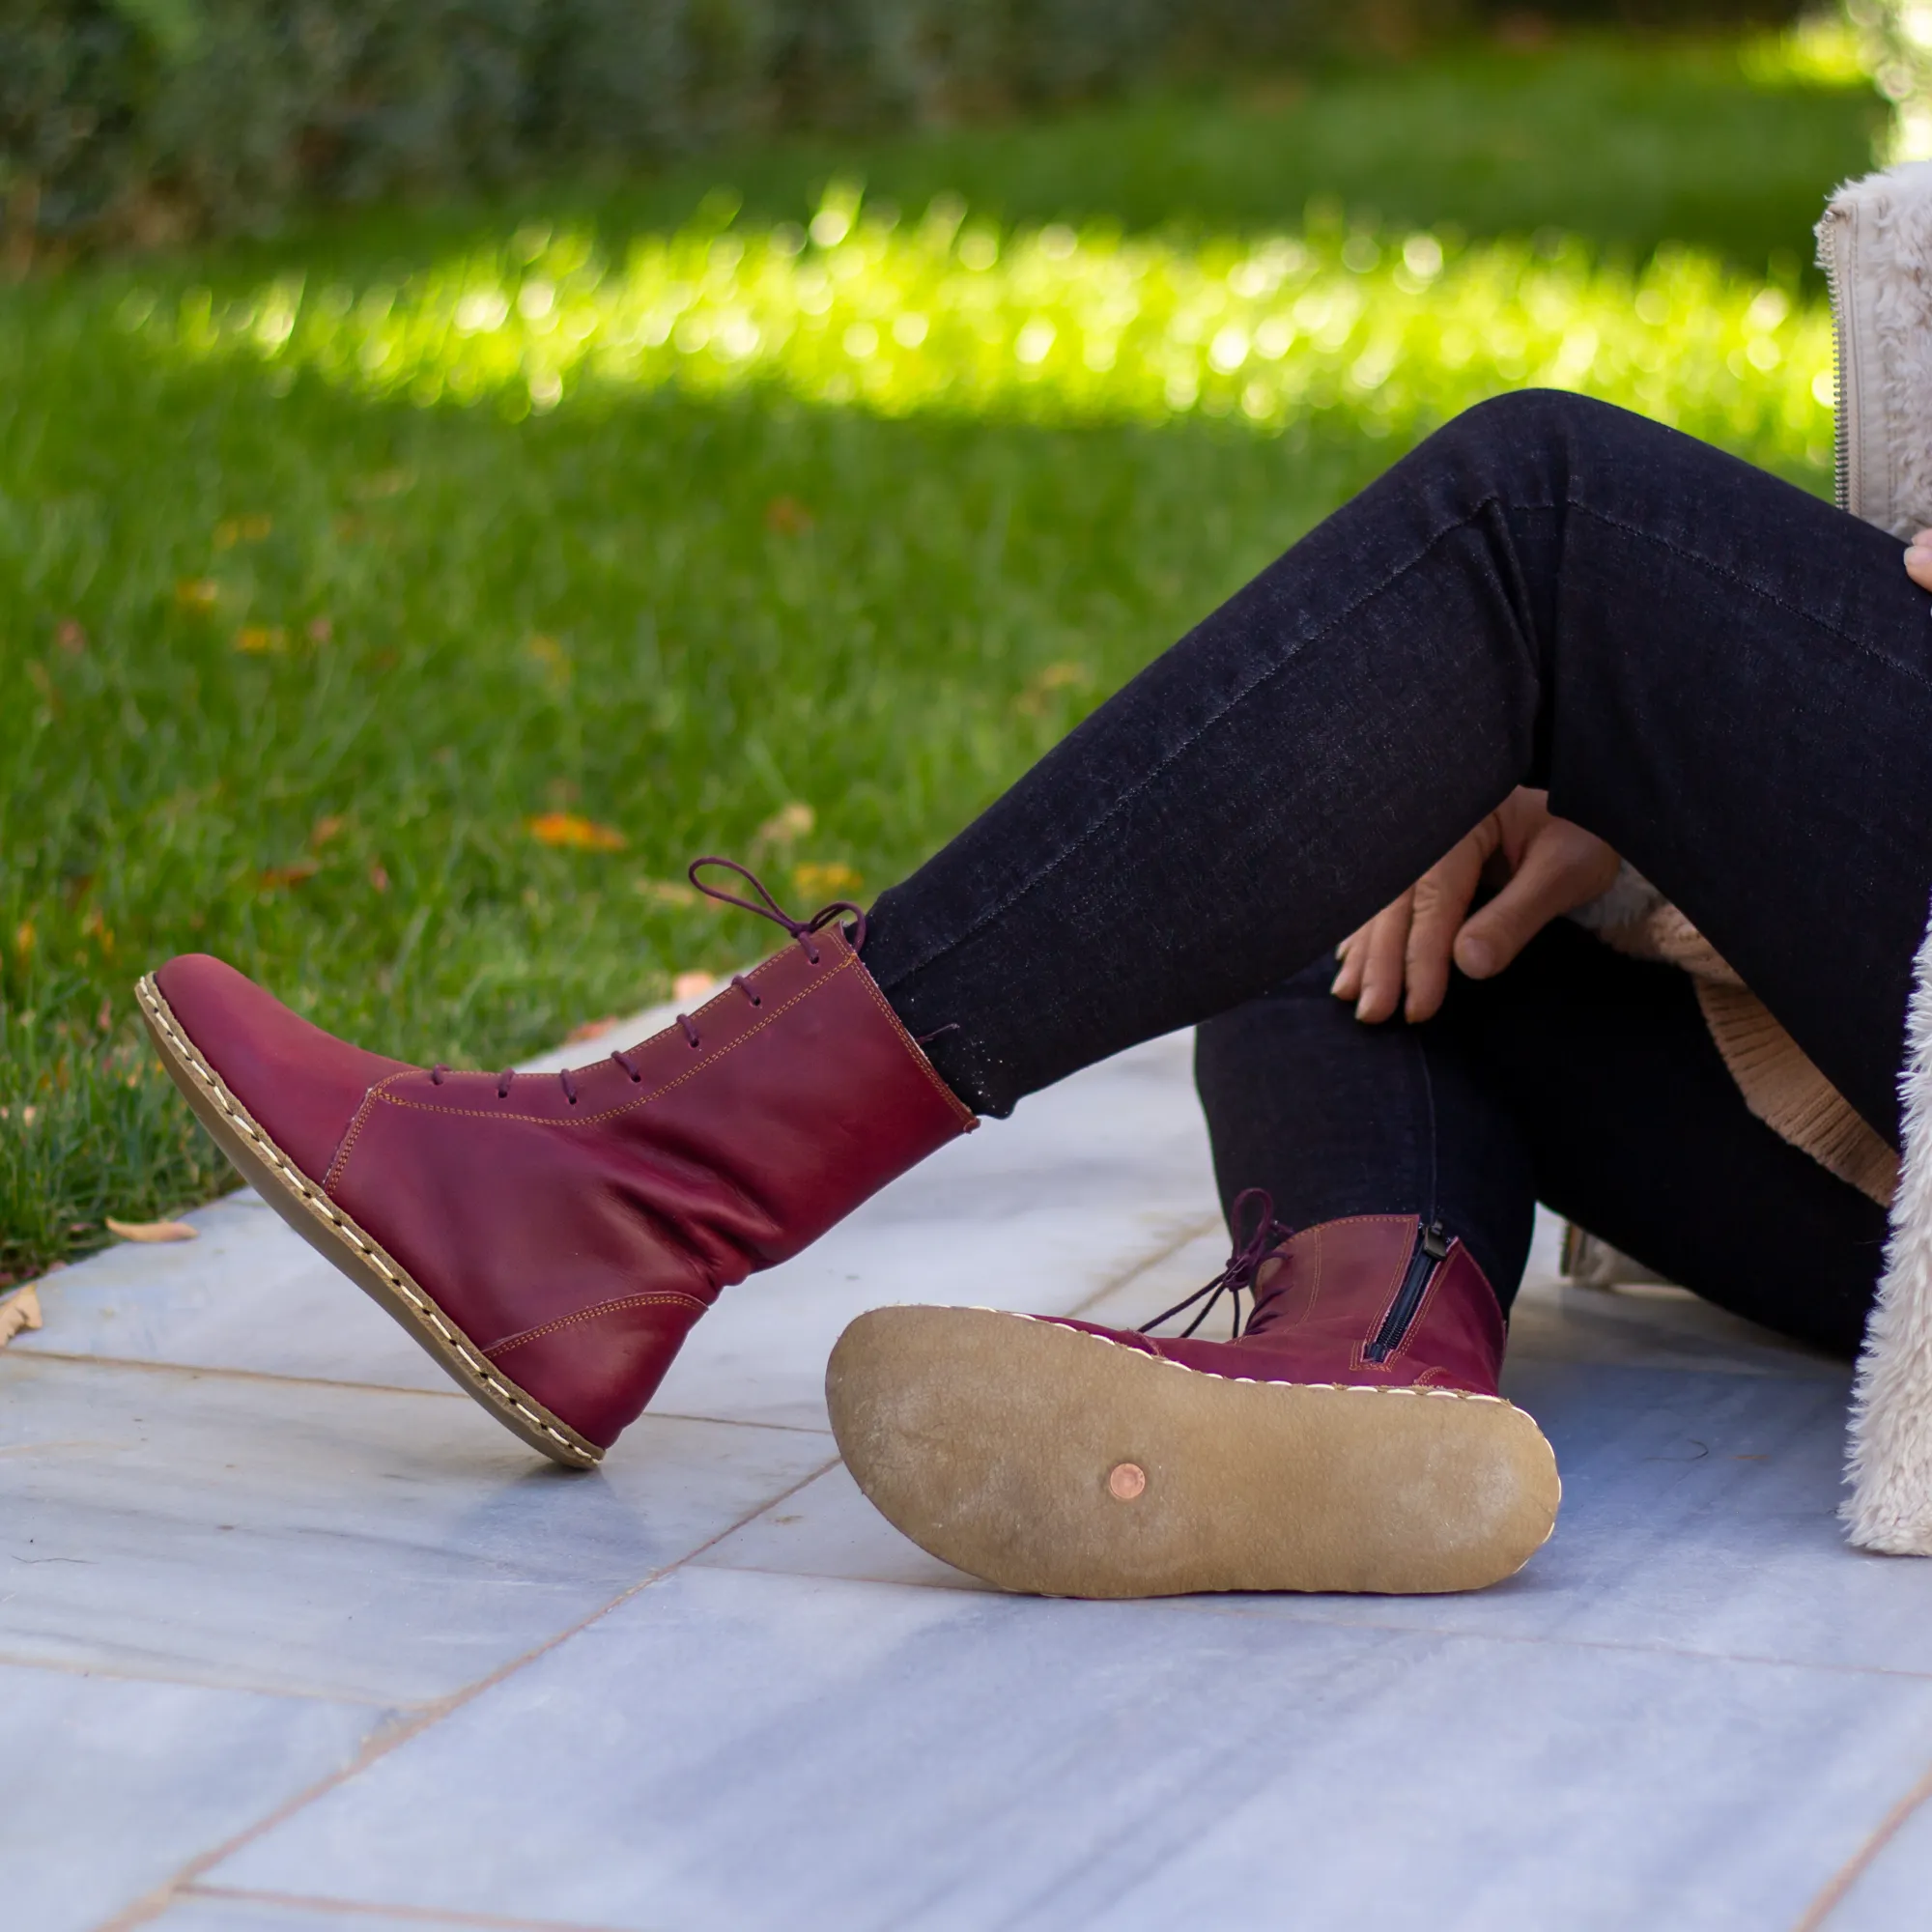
828 1207 1558 1597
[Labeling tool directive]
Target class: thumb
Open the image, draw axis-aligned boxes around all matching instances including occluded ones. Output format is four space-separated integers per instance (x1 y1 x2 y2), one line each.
1453 849 1574 980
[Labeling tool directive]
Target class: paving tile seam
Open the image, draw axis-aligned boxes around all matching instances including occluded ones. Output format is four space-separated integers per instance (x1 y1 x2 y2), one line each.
0 1645 406 1710
2 1350 843 1439
180 1882 638 1932
4 1350 469 1400
99 1450 843 1932
1792 1749 1932 1931
683 1558 1932 1683
1062 1212 1225 1318
612 1407 835 1437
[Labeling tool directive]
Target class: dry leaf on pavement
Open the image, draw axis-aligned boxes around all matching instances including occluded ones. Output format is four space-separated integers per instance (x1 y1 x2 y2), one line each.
105 1216 199 1243
0 1286 43 1346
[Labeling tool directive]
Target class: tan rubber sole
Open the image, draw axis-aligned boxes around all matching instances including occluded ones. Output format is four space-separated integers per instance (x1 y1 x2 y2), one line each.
135 974 602 1469
828 1305 1560 1597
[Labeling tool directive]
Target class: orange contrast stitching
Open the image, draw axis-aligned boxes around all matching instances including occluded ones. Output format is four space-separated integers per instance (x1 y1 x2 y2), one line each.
486 1291 709 1357
375 952 858 1127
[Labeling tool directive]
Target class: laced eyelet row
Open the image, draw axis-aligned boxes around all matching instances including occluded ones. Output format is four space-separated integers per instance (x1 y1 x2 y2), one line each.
1138 1188 1292 1341
419 859 856 1106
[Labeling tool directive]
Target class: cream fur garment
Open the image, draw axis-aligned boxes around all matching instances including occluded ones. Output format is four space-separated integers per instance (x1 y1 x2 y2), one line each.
1819 163 1932 1553
1570 165 1932 1554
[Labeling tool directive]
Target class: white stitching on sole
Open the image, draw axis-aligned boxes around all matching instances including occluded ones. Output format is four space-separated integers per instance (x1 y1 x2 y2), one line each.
136 975 600 1467
994 1307 1516 1407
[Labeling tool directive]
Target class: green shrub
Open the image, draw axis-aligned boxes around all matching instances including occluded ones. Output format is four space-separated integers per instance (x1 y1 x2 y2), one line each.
2 1 1812 256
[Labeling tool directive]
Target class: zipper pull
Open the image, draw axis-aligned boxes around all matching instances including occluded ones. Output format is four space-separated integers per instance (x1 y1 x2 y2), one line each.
1421 1220 1450 1262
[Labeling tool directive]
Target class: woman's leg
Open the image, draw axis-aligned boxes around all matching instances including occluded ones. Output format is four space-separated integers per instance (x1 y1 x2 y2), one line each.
1196 923 1887 1360
1193 953 1538 1313
865 389 1932 1149
1440 923 1888 1357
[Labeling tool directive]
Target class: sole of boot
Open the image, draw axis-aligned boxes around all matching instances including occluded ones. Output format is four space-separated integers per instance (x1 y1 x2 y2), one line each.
828 1305 1559 1597
136 973 603 1470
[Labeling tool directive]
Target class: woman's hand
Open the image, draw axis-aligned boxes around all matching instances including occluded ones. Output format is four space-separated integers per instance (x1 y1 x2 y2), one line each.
1906 528 1932 592
1330 788 1622 1024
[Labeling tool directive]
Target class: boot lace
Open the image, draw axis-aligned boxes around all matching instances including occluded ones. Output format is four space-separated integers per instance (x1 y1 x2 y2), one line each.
475 858 861 1102
1137 1188 1292 1341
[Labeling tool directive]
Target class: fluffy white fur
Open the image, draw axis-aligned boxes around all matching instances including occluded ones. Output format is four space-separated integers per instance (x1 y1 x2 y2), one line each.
1819 161 1932 539
1844 908 1932 1550
1819 165 1932 1548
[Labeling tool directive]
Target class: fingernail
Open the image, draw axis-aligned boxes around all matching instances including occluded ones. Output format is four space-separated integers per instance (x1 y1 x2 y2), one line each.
1910 546 1931 568
1458 939 1493 977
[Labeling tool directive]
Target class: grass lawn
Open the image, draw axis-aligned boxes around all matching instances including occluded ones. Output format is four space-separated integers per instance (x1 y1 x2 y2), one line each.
0 28 1884 1282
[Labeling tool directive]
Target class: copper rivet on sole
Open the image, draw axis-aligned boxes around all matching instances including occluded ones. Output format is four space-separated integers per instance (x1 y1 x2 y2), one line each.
1107 1463 1148 1501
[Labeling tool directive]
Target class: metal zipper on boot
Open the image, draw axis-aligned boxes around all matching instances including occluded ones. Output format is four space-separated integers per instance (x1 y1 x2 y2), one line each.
1364 1220 1450 1363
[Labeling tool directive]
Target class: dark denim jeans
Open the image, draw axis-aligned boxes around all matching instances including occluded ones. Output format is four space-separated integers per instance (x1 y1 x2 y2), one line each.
862 391 1932 1343
1193 930 1889 1354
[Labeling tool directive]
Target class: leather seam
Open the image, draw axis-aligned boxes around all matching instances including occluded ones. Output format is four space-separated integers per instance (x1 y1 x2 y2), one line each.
134 976 598 1463
847 952 980 1129
325 1074 403 1194
375 951 859 1126
487 1292 710 1357
1023 1312 1502 1401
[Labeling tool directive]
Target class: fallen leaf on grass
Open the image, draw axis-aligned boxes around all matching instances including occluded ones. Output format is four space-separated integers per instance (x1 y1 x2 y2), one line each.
565 1016 621 1043
672 970 716 1002
214 513 272 549
527 812 627 852
351 468 414 501
0 1286 43 1347
55 618 87 655
1013 661 1091 717
1 1103 39 1126
755 802 814 848
764 496 815 534
174 578 220 612
526 635 572 690
368 862 390 894
234 625 288 655
105 1217 199 1243
258 859 320 891
793 861 864 899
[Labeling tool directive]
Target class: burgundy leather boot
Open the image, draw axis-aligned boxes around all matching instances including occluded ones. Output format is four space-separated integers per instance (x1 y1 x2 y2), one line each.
137 864 976 1466
829 1201 1559 1596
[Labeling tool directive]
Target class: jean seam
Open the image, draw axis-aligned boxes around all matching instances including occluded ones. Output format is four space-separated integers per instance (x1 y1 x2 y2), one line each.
883 494 1521 988
1563 497 1932 696
1412 1029 1440 1230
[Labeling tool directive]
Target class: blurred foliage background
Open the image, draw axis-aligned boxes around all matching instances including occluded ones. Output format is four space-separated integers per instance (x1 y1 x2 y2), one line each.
0 7 1894 1281
5 0 1820 258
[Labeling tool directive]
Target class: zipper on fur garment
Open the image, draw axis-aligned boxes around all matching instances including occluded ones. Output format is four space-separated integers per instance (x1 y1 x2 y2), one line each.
1819 196 1856 516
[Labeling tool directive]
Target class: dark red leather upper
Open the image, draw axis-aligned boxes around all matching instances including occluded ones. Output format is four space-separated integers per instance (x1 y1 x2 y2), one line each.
1051 1213 1506 1396
156 929 976 1446
156 954 412 1183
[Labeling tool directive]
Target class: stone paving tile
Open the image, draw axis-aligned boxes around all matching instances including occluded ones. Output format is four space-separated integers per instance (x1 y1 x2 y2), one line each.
694 1362 1932 1680
203 1562 1932 1932
13 1018 1932 1928
1810 1767 1932 1929
0 1661 379 1932
0 1354 832 1703
155 1892 590 1931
